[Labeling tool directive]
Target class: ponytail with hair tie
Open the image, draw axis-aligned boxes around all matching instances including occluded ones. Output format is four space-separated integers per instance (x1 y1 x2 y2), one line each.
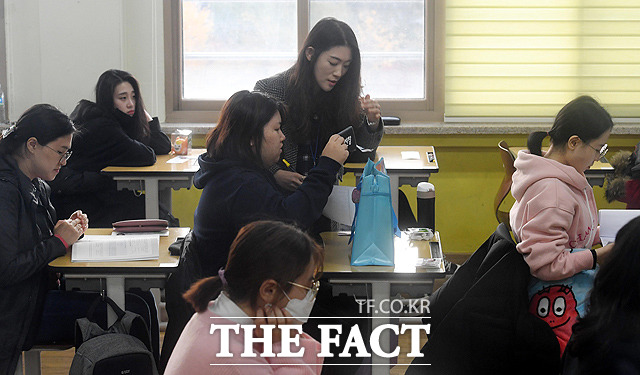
1 124 16 139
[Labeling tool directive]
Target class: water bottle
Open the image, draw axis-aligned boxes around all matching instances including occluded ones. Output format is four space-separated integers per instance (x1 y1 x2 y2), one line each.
417 182 435 231
0 84 6 124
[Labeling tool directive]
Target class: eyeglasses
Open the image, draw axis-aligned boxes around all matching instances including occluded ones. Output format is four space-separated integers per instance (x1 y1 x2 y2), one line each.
288 279 320 298
43 144 73 163
580 139 608 161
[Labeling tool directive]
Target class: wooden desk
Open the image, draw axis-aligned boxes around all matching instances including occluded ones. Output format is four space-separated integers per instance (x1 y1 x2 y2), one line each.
49 227 187 323
102 149 204 219
344 146 439 213
321 231 445 374
512 147 613 187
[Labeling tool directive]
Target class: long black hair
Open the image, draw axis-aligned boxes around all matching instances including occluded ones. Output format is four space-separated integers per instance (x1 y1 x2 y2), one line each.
0 104 75 157
95 69 150 140
286 17 362 144
567 216 640 362
206 90 286 167
527 95 613 156
183 220 323 313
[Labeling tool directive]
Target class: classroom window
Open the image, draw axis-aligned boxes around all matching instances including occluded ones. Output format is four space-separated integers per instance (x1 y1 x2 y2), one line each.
165 0 444 122
445 0 640 118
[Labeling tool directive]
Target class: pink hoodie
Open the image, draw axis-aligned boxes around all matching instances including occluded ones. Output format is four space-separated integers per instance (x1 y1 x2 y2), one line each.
510 151 600 281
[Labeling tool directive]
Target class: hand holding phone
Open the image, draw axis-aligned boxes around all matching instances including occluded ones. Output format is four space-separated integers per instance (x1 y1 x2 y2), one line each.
337 126 357 152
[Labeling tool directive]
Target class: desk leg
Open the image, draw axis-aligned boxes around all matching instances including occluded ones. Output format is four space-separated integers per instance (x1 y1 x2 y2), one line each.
144 178 161 219
371 281 391 375
159 188 172 215
106 276 126 326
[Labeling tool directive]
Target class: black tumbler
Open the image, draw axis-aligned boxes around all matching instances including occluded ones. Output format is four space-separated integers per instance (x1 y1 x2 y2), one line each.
417 182 435 230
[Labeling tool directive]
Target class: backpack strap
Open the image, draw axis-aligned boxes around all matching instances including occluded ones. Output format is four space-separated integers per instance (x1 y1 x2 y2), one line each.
85 295 126 322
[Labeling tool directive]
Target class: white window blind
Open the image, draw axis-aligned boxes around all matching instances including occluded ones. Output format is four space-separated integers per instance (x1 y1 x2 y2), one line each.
445 0 640 118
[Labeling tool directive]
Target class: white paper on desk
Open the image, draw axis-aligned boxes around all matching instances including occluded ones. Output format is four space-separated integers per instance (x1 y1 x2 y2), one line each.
72 235 159 262
401 151 420 160
322 185 356 226
599 209 640 245
166 155 198 164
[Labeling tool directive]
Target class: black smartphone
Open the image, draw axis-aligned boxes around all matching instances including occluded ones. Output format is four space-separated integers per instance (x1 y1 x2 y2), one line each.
337 126 357 152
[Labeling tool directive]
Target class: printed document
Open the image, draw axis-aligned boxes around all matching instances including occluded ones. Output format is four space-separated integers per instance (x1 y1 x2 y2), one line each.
72 235 160 262
598 209 640 246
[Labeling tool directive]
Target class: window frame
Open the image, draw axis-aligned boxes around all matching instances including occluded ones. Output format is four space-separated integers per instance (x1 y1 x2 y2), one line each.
163 0 444 123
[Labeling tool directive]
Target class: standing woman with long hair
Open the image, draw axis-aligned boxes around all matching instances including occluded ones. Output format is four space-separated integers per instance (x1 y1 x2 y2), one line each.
0 104 87 374
50 69 171 227
255 17 383 192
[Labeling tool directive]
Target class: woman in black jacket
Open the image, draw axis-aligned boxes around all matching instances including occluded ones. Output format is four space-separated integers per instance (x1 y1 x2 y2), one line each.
50 69 171 227
159 90 348 371
0 104 87 374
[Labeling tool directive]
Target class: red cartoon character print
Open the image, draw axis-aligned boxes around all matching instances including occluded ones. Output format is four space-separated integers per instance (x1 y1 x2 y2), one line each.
529 285 579 355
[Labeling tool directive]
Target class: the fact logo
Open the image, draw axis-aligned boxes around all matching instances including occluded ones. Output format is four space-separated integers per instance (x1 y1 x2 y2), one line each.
209 323 430 359
209 298 431 361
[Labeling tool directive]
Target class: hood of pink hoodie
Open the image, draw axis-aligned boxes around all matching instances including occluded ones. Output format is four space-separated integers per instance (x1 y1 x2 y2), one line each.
510 150 599 280
511 151 590 200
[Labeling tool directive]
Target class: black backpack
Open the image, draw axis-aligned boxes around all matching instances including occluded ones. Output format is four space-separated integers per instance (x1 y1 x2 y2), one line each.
69 296 158 375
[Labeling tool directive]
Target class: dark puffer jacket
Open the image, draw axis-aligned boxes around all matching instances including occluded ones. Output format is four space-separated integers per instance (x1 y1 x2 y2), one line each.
49 100 171 226
0 155 66 375
407 224 560 375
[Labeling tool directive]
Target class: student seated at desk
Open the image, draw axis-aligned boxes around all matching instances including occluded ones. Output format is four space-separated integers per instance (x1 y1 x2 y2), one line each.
159 90 348 370
254 17 383 191
50 69 171 227
510 96 614 356
0 104 87 374
563 216 640 374
165 220 324 375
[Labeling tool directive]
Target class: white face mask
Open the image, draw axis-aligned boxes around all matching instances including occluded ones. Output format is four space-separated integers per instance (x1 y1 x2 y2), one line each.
282 284 318 323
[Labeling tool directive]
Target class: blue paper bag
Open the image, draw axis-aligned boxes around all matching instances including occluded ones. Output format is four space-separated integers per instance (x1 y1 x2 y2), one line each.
349 159 401 266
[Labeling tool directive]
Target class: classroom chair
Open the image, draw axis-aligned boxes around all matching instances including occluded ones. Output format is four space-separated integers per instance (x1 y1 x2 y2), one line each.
494 140 516 230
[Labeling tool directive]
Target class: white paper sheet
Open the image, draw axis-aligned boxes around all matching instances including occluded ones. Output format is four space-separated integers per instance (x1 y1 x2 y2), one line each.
598 209 640 245
401 151 420 160
322 185 356 226
71 234 160 262
166 155 198 164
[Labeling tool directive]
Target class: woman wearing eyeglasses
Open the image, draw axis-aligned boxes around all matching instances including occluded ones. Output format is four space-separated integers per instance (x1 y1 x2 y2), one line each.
50 69 171 227
509 95 615 356
165 220 324 375
0 104 88 374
